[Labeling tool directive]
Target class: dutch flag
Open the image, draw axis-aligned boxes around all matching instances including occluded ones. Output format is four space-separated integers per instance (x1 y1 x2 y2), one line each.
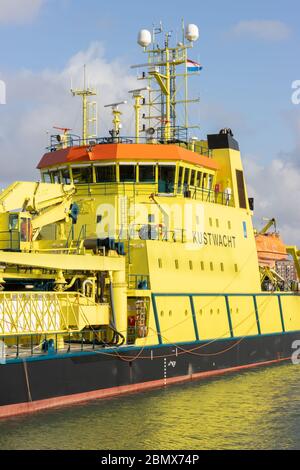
186 59 203 72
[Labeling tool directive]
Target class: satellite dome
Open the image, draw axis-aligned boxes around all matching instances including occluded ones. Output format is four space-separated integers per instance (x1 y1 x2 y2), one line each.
137 29 152 47
185 24 199 42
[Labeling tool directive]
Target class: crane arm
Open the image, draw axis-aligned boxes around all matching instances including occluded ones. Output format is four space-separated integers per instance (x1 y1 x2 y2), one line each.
0 182 75 214
259 218 277 235
286 246 300 281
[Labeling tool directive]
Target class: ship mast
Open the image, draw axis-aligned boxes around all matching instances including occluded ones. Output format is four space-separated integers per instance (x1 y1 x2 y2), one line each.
132 21 201 143
128 87 150 143
71 65 97 144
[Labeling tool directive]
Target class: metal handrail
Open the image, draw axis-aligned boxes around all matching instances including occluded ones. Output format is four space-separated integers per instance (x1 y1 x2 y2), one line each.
46 134 213 158
2 328 111 360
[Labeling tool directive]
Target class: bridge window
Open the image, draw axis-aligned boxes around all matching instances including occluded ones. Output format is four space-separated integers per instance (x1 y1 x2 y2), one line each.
177 167 184 193
42 172 51 183
190 170 196 187
139 164 156 183
119 164 136 182
61 168 71 185
196 171 202 187
158 165 175 193
50 171 61 184
183 169 190 187
208 175 214 190
95 165 116 183
72 166 93 184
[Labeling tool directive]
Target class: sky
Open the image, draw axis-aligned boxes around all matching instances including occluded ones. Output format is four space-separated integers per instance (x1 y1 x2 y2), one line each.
0 0 299 242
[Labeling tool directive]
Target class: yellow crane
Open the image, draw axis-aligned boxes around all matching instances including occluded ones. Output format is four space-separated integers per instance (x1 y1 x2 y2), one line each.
286 246 300 281
0 181 75 248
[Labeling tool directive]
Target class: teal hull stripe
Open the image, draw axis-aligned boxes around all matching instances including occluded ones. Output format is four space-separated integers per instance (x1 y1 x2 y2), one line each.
225 295 234 338
253 296 261 335
152 293 299 298
278 295 286 333
189 296 199 341
151 293 162 345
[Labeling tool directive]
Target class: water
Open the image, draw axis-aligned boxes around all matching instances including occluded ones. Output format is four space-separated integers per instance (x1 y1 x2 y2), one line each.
1 363 300 450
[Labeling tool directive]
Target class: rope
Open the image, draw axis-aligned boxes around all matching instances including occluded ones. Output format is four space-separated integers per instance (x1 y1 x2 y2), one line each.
94 297 270 362
22 359 32 403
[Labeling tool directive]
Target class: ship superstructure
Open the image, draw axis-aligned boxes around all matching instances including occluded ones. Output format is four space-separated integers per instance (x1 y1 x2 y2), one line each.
0 22 299 418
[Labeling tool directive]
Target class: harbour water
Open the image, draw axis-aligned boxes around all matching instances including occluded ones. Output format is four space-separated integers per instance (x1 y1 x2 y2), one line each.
1 363 300 450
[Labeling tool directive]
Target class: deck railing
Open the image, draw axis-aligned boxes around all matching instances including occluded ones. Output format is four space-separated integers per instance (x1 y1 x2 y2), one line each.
47 132 213 158
0 291 100 337
74 183 234 208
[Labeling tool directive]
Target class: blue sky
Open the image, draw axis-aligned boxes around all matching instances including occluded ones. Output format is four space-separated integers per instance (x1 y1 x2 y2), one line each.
0 0 299 153
0 0 299 156
0 0 299 241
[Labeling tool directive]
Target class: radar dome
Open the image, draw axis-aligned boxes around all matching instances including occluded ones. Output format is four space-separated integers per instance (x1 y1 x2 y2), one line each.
137 29 152 47
185 24 199 42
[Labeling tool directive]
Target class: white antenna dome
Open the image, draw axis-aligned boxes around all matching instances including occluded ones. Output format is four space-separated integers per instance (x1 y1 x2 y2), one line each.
137 29 152 47
185 24 199 42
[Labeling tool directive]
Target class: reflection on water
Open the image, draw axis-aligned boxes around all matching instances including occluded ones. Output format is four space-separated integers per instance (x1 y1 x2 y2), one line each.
0 363 300 450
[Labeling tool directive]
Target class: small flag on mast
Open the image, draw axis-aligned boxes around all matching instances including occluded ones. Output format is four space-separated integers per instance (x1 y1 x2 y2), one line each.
186 59 203 72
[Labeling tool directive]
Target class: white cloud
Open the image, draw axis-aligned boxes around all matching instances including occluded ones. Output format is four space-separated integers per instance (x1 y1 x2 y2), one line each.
232 20 291 42
0 42 138 184
245 154 300 245
0 0 46 24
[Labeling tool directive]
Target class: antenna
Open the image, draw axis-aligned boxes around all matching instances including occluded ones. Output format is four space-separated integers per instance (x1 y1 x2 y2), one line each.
104 101 127 109
104 101 127 138
53 126 72 148
128 87 150 143
132 21 200 142
71 65 97 144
